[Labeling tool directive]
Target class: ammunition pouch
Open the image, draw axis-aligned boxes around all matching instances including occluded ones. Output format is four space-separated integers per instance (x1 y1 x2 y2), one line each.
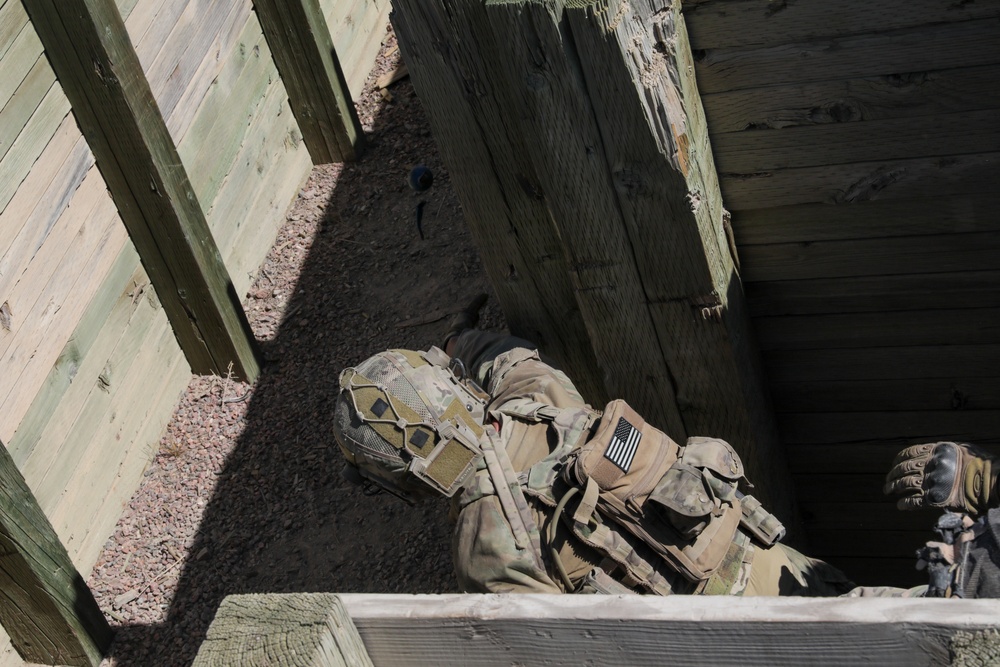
563 400 745 582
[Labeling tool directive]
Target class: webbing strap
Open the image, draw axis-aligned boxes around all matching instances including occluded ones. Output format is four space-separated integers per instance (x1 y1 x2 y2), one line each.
573 477 601 526
567 483 674 596
480 428 546 571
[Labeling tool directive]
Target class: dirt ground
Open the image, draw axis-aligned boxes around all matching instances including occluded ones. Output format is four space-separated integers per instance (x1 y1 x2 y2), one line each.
88 25 507 666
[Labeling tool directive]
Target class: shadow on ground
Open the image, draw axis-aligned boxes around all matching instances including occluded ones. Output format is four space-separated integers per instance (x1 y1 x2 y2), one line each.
98 58 506 666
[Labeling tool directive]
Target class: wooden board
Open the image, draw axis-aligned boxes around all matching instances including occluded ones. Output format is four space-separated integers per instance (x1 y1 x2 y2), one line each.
764 345 1000 382
73 345 188 572
0 8 39 109
0 168 128 441
712 108 1000 173
778 411 1000 446
788 443 933 476
683 0 1000 50
24 0 260 381
720 151 1000 210
701 64 1000 133
731 194 998 246
126 0 190 70
171 14 266 153
0 438 112 666
0 84 72 217
180 24 277 208
753 307 1000 351
143 0 248 127
744 271 1000 316
48 310 184 562
0 124 90 315
326 0 391 99
739 231 1000 282
0 55 54 165
163 0 252 141
769 377 1000 414
6 246 143 466
252 0 365 162
193 594 374 667
389 0 606 403
798 502 933 533
794 474 894 504
0 0 30 65
693 19 1000 94
336 593 1000 666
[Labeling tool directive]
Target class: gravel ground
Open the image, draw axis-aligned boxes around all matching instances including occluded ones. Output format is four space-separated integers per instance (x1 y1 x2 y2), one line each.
89 25 506 666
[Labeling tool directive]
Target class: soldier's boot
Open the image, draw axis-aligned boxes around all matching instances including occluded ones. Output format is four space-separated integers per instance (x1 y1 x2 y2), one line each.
442 293 488 351
885 442 1000 516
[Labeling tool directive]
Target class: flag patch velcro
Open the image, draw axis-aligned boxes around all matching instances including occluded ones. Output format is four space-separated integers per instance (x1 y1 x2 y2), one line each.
605 416 641 472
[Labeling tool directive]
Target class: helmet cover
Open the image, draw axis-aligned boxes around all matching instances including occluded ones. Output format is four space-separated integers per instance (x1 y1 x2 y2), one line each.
333 348 486 500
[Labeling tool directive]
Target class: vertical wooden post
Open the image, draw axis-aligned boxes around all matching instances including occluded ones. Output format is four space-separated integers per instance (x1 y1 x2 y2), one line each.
391 0 796 520
193 594 374 667
0 441 112 666
22 0 262 382
252 0 366 164
390 0 608 404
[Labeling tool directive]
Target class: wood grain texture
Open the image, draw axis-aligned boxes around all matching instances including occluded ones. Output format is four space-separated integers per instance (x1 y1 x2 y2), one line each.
769 377 1000 413
23 0 261 381
754 308 1000 351
745 271 1000 316
193 594 373 667
390 0 606 403
251 0 365 163
778 411 1000 446
0 440 111 666
720 151 1000 210
682 0 1000 50
325 0 391 99
739 231 1000 282
712 108 1000 173
0 163 130 442
702 64 1000 133
0 82 72 217
394 0 793 515
6 247 144 467
0 55 54 165
337 593 1000 666
692 19 1000 94
764 345 1000 382
731 194 999 245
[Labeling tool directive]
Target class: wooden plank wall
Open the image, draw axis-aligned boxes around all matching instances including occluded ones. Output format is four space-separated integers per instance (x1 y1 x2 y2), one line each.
683 0 1000 586
0 0 403 657
321 0 393 99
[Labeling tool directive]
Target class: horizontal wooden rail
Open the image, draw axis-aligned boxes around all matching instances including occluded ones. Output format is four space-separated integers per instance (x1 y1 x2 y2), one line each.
197 592 1000 666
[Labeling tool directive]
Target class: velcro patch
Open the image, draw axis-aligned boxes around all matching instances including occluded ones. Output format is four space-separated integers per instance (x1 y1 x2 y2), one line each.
605 417 641 472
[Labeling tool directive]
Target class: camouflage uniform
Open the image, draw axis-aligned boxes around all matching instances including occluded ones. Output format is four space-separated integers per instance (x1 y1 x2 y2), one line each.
448 329 854 596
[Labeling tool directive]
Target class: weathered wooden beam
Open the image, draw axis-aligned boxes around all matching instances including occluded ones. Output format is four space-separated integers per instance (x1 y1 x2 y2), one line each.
22 0 261 382
390 0 607 403
252 0 365 163
0 440 112 666
392 0 794 519
193 594 374 667
337 593 1000 667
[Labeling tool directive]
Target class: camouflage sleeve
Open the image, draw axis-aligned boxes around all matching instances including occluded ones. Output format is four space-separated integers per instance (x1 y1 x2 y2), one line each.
453 495 563 594
487 348 588 411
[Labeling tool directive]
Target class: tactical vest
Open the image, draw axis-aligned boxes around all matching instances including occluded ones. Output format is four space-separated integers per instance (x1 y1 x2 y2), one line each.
457 387 785 596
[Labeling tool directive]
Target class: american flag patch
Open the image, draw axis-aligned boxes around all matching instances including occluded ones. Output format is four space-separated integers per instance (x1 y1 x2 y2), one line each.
605 417 641 472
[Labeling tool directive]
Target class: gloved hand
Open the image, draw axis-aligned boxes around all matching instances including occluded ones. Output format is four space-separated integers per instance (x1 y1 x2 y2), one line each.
884 441 998 515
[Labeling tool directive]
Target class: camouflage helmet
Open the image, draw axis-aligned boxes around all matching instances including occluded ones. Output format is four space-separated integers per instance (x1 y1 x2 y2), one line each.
333 347 488 501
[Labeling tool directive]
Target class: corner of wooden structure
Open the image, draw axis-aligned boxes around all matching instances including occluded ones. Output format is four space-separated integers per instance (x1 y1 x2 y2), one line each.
192 593 374 667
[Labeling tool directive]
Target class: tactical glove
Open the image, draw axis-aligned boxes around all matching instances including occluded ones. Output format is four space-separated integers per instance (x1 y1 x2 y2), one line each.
884 442 999 515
